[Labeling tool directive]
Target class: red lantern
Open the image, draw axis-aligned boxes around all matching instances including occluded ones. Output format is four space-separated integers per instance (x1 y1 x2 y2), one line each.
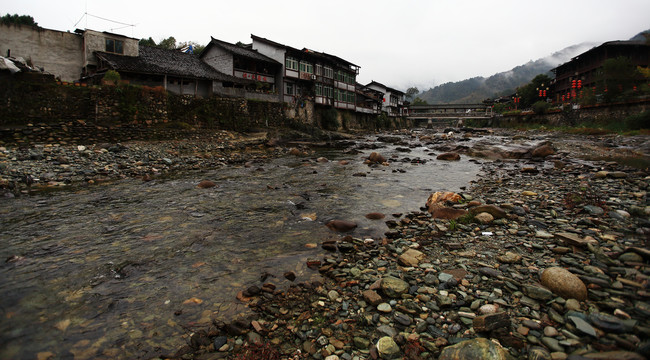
539 90 543 97
543 90 546 97
562 95 565 101
571 80 576 89
577 80 582 89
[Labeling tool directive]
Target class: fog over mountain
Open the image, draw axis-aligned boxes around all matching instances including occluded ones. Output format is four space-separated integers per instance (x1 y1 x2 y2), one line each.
417 42 599 104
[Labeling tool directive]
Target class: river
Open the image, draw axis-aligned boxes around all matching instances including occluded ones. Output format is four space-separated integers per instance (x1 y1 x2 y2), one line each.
0 132 481 359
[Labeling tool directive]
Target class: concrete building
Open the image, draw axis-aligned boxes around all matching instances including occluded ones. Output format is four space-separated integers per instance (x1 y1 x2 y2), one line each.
366 81 406 117
0 23 138 82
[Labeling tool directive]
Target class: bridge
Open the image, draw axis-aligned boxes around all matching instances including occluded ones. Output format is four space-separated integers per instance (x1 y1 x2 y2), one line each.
407 103 494 127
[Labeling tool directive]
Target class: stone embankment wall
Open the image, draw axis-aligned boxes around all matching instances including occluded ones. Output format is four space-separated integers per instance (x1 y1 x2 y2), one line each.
493 100 649 127
0 73 286 144
0 73 404 144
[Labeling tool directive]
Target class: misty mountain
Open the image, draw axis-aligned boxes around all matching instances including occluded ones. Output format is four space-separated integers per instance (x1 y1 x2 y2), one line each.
417 42 598 104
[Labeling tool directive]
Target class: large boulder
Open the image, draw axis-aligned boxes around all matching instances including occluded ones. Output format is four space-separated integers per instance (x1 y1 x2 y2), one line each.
531 144 555 158
540 267 588 301
368 152 386 164
426 192 462 212
326 220 357 233
431 207 468 220
380 276 409 298
469 204 507 219
376 336 401 359
437 152 461 161
398 248 426 267
438 338 510 360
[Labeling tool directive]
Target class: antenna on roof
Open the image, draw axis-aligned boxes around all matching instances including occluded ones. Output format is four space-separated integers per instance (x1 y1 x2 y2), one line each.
73 11 136 36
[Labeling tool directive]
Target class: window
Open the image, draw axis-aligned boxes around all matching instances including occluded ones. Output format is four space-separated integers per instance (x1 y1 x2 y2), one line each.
315 83 322 96
299 61 313 74
323 86 333 98
285 57 299 71
315 64 322 76
324 66 333 79
105 38 124 54
286 82 294 95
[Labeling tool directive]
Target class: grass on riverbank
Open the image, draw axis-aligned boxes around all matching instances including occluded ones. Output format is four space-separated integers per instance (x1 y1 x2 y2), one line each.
499 110 650 136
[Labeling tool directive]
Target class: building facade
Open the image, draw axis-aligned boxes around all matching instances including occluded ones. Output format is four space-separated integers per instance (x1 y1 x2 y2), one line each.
200 37 282 101
366 81 406 116
251 35 360 111
551 40 650 102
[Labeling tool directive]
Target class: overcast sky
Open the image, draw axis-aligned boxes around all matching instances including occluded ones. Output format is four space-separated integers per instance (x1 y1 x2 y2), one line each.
4 0 649 91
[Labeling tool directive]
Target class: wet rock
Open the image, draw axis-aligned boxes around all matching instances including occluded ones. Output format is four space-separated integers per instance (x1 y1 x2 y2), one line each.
381 276 409 298
362 290 383 306
532 144 555 158
473 312 510 332
474 212 494 224
368 152 386 164
326 220 357 233
497 251 521 264
398 248 425 267
438 338 510 360
431 207 468 220
426 191 462 211
523 284 554 301
540 267 588 301
528 346 552 360
197 180 217 188
581 351 646 360
284 271 296 281
588 313 633 333
377 303 392 313
376 336 400 359
213 336 228 351
365 212 386 220
469 204 507 219
568 316 597 337
437 152 461 161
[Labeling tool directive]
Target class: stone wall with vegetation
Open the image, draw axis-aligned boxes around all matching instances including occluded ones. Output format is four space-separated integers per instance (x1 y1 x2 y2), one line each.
470 99 650 131
0 73 287 144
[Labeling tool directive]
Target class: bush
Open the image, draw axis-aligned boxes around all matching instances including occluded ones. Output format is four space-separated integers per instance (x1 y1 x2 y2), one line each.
532 101 551 114
103 70 121 85
625 110 650 130
321 106 339 130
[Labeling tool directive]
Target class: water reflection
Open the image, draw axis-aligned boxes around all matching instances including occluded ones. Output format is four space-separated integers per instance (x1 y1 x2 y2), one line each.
0 135 479 359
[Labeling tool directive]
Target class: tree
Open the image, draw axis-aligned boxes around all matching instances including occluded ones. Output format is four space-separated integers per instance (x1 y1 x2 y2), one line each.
1 13 38 26
599 56 643 102
157 36 177 50
405 87 419 101
411 97 428 105
517 74 552 108
139 37 156 47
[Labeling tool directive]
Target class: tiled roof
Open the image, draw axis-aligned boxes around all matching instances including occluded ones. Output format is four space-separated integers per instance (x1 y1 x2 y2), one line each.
203 38 281 65
95 46 251 83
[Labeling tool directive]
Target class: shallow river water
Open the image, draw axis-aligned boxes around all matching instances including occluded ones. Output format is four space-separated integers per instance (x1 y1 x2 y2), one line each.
0 134 480 359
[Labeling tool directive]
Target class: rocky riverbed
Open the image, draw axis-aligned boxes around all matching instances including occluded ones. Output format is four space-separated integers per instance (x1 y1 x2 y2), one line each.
0 130 286 196
168 130 650 360
2 128 650 360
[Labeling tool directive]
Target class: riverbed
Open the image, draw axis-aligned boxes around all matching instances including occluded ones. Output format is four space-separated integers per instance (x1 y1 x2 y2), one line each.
0 132 481 359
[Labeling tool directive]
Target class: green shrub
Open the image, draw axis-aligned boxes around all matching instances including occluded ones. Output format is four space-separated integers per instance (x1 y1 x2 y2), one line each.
532 101 551 114
625 110 650 130
321 106 339 130
103 70 121 85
